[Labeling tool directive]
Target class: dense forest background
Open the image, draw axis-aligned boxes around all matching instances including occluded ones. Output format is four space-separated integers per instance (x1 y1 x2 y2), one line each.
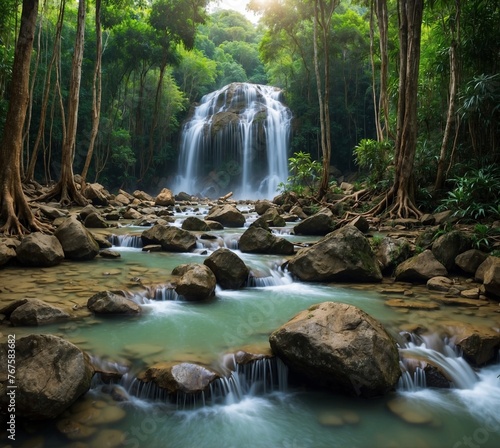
0 0 498 209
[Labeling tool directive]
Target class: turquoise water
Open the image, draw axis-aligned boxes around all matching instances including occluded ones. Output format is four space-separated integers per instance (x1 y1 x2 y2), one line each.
3 221 500 448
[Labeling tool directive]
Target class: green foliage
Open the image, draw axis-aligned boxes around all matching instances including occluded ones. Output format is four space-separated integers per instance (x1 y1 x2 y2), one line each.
278 151 322 195
437 166 500 220
353 139 393 188
472 224 499 251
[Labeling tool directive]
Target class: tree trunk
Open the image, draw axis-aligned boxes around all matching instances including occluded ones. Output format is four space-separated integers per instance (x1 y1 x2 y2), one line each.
315 0 340 199
367 0 424 219
80 0 102 189
434 0 461 191
376 0 391 140
36 0 87 206
25 0 66 182
0 0 47 235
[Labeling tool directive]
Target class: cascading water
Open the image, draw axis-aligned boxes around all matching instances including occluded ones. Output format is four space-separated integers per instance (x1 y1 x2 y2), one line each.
172 83 292 199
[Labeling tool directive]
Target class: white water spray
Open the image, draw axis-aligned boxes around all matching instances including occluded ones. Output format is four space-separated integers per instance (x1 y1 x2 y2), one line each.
173 83 292 199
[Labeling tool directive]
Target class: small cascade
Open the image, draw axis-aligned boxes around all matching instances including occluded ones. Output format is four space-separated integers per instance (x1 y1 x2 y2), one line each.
108 234 143 249
210 356 288 405
246 261 292 288
135 284 179 303
173 83 292 200
92 356 288 411
398 333 479 391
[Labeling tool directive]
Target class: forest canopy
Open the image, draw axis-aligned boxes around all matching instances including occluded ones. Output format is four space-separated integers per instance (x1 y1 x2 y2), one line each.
0 0 498 215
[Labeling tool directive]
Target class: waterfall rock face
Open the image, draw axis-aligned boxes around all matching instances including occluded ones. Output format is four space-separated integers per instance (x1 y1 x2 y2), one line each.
269 302 401 397
173 83 292 199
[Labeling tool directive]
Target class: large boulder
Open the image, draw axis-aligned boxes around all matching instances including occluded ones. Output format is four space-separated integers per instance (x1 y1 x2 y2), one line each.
155 188 175 207
83 211 108 229
82 182 109 206
394 250 448 283
374 236 411 274
4 298 69 326
293 208 336 236
54 216 100 261
431 230 473 271
137 362 220 396
204 248 249 289
482 258 500 299
0 238 19 267
87 290 141 315
16 232 64 267
239 226 294 255
287 226 382 282
269 302 401 397
205 204 246 228
175 263 216 301
141 224 197 252
444 321 500 365
181 216 212 232
260 207 286 227
0 334 94 419
455 249 489 275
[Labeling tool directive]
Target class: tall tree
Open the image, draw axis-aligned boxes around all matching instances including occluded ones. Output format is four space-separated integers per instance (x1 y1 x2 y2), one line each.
80 0 103 189
434 0 461 191
368 0 424 218
0 0 47 235
37 0 88 205
314 0 341 199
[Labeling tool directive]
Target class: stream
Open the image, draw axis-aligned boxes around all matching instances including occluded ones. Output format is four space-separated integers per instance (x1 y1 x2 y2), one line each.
2 205 500 448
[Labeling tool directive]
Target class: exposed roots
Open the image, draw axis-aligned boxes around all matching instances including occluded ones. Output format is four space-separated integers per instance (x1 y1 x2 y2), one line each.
361 186 423 219
0 191 52 236
35 179 88 207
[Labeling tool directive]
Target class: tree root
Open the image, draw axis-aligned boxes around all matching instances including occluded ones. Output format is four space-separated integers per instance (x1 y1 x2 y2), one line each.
35 179 88 207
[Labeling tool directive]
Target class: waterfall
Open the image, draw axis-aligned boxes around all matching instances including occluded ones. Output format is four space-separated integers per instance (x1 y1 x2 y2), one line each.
173 83 292 200
398 333 479 391
109 234 143 248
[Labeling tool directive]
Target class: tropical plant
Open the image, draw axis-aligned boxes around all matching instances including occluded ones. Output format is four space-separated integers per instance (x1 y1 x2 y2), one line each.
278 151 322 195
353 138 393 187
437 166 500 219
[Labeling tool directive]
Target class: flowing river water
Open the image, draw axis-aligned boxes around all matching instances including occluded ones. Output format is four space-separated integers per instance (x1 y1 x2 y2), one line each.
1 205 500 448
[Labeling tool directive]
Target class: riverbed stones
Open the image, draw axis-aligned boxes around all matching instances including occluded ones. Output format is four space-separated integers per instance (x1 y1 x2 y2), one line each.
0 334 94 419
141 223 197 252
174 263 216 300
239 226 294 255
287 225 382 282
6 298 70 326
431 230 473 271
269 302 401 397
137 362 220 395
16 232 65 267
374 236 411 274
87 291 141 315
83 211 108 229
293 208 336 236
181 216 212 231
455 249 489 275
445 321 500 365
482 258 500 299
205 204 246 227
204 248 249 289
394 250 448 283
155 188 175 206
54 216 100 261
427 276 453 292
0 238 18 267
83 183 110 206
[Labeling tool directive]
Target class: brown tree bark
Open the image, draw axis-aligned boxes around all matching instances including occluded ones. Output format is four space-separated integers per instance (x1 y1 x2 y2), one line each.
25 0 66 182
0 0 48 235
80 0 102 189
367 0 424 219
434 0 461 191
36 0 88 206
315 0 340 199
